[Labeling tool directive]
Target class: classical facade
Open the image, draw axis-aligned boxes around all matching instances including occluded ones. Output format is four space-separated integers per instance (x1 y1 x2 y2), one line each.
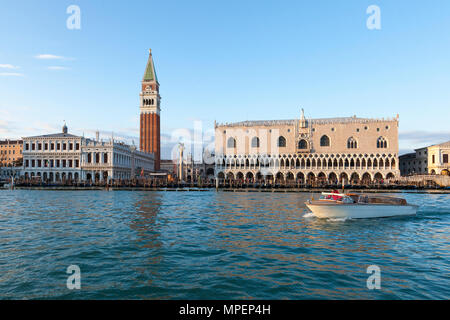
22 124 83 181
81 137 154 181
399 147 428 176
0 139 23 167
427 141 450 175
215 110 400 184
140 49 161 171
22 125 155 182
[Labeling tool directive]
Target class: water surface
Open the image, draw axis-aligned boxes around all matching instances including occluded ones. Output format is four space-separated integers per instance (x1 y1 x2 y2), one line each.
0 190 449 299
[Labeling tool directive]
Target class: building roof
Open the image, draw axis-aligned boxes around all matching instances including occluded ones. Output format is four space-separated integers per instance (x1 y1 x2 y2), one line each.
143 49 158 83
24 133 81 139
429 140 450 148
217 115 398 128
399 152 416 159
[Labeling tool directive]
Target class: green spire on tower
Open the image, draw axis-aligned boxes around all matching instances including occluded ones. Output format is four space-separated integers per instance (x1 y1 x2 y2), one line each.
143 49 158 83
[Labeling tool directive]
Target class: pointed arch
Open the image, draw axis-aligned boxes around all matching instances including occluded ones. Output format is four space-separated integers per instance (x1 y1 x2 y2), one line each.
320 135 330 147
278 136 286 147
227 137 236 148
298 139 308 149
377 136 388 148
347 137 358 149
251 137 260 148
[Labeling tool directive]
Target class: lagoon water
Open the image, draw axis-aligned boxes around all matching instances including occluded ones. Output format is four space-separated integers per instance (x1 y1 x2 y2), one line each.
0 190 449 299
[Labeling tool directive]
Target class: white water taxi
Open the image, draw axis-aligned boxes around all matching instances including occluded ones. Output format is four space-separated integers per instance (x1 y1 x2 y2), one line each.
305 192 418 219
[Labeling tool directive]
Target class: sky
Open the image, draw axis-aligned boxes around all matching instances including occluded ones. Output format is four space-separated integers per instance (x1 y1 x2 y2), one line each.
1 0 449 158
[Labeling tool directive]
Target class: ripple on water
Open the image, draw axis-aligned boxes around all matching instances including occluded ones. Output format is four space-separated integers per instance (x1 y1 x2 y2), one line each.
0 190 449 299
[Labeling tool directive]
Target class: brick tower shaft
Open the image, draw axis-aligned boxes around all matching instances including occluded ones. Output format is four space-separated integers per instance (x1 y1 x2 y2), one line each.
139 49 161 171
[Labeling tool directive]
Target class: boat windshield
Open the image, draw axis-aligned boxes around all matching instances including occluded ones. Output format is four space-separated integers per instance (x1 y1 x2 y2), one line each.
320 192 354 203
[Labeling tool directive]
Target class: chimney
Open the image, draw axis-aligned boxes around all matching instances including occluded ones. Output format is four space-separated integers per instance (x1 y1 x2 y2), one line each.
96 131 100 141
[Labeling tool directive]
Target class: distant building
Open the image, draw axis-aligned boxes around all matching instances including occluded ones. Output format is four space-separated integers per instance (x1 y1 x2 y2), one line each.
160 155 215 183
0 166 23 180
215 110 400 184
428 141 450 175
399 141 450 176
0 139 23 167
399 147 428 175
160 159 177 179
22 124 155 182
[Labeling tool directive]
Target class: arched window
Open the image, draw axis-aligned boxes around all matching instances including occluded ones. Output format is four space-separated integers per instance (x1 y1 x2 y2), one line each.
227 137 236 148
251 137 260 148
320 135 330 147
347 137 357 149
298 139 308 149
377 137 387 148
278 136 286 147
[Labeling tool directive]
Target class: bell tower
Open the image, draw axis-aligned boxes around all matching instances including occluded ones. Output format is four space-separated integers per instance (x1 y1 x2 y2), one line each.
140 49 161 171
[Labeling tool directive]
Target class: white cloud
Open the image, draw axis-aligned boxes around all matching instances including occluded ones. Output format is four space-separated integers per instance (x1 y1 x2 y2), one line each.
47 66 69 70
0 72 24 77
35 54 70 60
0 64 19 69
399 130 450 145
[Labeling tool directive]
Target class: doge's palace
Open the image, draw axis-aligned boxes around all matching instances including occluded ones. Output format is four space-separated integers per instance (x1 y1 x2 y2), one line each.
215 110 400 184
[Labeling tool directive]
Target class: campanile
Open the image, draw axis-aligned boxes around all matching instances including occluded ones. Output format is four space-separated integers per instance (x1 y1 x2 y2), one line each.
140 49 161 171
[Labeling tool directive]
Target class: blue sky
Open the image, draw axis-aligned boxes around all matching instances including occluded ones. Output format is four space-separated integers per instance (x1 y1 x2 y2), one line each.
1 0 449 157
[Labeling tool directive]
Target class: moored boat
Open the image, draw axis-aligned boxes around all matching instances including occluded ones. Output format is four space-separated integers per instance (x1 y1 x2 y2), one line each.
305 192 418 219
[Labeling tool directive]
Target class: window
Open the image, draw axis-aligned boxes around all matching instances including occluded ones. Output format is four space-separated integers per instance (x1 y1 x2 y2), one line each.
278 136 286 147
377 137 387 148
251 137 260 148
444 154 449 164
227 138 236 148
76 143 80 150
347 137 357 149
298 139 308 149
320 135 330 147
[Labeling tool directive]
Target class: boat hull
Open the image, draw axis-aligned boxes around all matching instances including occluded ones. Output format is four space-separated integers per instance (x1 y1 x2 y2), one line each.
305 203 418 219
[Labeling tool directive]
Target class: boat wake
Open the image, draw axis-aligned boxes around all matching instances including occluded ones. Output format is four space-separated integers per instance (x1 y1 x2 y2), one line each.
327 217 349 222
302 212 315 218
